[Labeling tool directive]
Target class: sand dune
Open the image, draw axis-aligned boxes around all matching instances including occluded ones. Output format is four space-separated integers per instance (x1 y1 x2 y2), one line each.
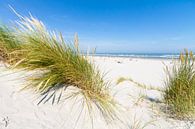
0 57 194 129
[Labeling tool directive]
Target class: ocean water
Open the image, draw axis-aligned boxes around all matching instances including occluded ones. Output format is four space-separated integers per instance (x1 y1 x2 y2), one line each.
94 53 180 59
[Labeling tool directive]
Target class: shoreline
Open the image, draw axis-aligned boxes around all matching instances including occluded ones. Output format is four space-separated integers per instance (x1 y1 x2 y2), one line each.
91 55 178 60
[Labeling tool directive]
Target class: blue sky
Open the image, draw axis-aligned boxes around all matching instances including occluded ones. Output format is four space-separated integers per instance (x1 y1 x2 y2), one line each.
0 0 195 53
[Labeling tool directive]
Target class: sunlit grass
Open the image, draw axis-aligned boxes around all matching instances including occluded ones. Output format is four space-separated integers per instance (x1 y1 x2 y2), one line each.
116 77 127 85
117 51 195 119
8 15 122 125
164 50 195 119
0 25 21 64
116 77 162 92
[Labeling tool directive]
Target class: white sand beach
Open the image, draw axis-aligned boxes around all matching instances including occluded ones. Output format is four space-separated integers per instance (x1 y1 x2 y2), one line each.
0 57 194 129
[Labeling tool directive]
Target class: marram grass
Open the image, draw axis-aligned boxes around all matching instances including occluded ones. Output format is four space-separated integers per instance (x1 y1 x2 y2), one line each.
0 25 21 64
8 15 122 125
164 50 195 119
116 77 163 92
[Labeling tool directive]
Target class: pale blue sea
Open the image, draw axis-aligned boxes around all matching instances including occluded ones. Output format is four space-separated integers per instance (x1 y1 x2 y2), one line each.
94 53 180 59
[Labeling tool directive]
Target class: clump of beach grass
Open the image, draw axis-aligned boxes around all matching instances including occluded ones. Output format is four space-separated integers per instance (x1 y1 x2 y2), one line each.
0 25 21 64
116 77 162 92
9 15 122 126
164 50 195 119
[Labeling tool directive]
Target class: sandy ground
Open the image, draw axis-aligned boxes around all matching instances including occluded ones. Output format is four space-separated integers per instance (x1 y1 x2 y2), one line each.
0 57 194 129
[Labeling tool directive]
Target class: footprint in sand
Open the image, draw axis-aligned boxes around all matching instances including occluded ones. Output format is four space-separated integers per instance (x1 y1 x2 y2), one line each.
0 116 9 128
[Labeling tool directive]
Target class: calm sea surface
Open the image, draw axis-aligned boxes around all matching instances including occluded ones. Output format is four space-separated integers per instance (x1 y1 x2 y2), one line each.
93 53 180 59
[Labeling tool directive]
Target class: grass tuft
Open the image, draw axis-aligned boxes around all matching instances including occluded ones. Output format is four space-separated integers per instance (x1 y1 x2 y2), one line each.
9 15 121 125
0 25 21 64
117 77 162 92
164 50 195 119
116 77 127 85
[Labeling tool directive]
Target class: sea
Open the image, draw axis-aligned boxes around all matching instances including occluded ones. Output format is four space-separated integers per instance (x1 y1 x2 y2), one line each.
93 53 180 59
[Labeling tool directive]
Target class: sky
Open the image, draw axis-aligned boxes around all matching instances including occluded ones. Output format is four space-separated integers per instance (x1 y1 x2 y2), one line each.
0 0 195 53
